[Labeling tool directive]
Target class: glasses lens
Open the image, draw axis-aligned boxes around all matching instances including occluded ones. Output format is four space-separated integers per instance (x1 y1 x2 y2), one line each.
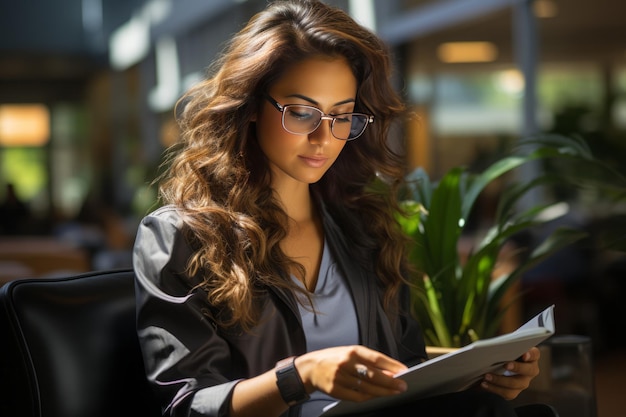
281 105 369 140
332 114 368 140
283 105 322 135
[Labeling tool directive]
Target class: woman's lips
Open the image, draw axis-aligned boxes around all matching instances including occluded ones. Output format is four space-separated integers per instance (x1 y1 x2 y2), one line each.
299 155 328 168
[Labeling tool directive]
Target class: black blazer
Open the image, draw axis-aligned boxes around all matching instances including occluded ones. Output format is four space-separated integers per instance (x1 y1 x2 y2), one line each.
133 204 426 417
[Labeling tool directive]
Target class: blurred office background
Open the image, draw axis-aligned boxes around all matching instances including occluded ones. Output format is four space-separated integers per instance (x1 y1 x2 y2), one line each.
0 0 625 415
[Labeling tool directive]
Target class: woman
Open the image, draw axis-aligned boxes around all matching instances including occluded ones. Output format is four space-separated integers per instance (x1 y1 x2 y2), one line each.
133 1 548 416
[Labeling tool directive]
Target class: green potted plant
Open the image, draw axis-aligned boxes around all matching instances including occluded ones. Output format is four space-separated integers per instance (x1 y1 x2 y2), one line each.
396 134 626 348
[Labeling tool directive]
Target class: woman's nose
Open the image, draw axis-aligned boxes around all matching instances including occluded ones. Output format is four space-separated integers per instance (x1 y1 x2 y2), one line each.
308 118 333 145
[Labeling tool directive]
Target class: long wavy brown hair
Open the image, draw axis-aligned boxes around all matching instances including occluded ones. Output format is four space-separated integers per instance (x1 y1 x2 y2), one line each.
158 0 411 330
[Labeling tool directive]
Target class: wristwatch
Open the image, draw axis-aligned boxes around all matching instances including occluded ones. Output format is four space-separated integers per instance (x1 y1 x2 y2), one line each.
275 356 310 406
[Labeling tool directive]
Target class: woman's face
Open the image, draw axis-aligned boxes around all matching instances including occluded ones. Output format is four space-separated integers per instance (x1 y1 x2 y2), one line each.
255 56 357 188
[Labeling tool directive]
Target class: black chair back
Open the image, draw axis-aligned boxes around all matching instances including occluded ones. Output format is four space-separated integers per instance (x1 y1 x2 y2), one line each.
0 269 162 417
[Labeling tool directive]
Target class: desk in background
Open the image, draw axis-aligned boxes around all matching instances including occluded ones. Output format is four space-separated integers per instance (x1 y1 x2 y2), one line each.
0 236 90 285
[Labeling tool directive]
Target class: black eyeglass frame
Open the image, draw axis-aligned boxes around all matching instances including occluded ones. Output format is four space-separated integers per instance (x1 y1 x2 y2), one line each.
264 94 374 141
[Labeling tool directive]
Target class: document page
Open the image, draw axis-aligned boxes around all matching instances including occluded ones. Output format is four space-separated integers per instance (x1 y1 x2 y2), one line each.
321 305 555 416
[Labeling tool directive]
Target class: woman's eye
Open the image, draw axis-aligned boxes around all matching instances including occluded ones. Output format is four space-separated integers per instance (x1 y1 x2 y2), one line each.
288 108 316 121
334 114 352 124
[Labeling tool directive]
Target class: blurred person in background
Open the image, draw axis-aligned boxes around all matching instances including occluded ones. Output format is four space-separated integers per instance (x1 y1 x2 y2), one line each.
0 182 33 235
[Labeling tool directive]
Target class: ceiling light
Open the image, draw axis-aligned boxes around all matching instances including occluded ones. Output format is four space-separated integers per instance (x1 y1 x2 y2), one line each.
0 104 50 147
437 42 498 63
109 15 150 71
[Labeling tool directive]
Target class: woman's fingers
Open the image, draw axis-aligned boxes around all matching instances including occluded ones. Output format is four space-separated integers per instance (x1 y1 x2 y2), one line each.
297 346 408 401
481 347 541 400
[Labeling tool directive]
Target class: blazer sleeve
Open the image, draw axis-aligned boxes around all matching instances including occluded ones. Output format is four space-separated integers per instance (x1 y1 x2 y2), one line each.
132 206 241 417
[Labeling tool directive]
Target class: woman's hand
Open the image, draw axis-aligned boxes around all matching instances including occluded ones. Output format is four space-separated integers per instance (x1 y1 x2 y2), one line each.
295 345 408 402
480 347 541 400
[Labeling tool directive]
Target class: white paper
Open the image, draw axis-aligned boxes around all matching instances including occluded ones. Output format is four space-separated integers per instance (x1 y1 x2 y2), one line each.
321 305 555 416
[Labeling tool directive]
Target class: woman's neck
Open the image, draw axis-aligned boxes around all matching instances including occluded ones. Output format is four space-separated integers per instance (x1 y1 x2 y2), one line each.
274 182 315 224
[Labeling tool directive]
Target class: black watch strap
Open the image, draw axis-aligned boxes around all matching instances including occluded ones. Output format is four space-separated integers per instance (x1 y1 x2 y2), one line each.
275 356 310 406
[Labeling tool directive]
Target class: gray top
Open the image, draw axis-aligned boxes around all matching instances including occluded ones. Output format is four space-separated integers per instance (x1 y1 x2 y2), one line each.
293 240 359 417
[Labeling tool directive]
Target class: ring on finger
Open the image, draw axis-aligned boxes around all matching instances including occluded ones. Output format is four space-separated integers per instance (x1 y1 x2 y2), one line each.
356 365 368 379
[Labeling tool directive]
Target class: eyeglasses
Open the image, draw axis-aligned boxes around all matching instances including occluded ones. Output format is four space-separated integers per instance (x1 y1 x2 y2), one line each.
265 94 374 141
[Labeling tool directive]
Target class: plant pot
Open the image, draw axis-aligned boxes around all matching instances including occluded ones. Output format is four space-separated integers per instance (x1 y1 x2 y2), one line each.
426 345 459 360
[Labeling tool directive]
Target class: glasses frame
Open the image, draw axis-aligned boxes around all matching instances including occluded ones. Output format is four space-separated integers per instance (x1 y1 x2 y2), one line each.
264 94 374 141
